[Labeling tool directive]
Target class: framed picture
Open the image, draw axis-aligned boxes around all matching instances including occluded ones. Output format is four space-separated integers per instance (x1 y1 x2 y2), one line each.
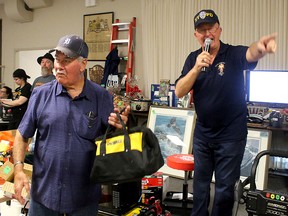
240 129 272 190
89 64 104 84
83 12 114 61
147 106 196 178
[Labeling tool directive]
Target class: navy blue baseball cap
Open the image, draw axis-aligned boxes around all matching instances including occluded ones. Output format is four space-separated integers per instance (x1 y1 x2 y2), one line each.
49 34 88 58
194 9 219 29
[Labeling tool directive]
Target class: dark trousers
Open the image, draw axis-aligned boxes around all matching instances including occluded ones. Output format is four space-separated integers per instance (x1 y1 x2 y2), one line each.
191 137 246 216
28 198 98 216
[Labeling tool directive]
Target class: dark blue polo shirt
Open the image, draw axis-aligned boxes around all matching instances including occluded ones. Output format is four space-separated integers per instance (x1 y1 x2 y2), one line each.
176 41 257 142
18 79 114 213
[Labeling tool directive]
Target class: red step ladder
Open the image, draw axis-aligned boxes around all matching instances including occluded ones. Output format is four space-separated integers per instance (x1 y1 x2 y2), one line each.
110 17 136 95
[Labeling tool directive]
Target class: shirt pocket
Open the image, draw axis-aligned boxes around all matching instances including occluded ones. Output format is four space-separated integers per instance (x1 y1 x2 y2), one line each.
76 114 100 140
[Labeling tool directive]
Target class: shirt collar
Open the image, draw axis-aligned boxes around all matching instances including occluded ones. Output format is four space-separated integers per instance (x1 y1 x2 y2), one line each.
218 41 229 55
55 79 92 101
197 40 228 56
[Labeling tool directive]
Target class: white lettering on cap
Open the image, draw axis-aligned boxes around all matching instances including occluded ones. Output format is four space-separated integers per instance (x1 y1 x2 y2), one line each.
199 11 214 20
64 38 71 45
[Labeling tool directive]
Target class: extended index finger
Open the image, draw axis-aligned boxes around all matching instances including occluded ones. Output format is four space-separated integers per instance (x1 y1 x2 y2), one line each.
262 32 278 43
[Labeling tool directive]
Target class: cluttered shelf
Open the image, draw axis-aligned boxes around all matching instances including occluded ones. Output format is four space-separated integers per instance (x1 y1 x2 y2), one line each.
247 122 288 131
247 120 288 180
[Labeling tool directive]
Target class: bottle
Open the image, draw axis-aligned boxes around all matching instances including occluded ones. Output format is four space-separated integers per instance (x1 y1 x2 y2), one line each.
270 111 282 128
275 111 283 128
269 110 276 126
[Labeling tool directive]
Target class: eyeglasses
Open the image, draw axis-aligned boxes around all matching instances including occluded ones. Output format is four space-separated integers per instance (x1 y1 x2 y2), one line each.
196 25 219 35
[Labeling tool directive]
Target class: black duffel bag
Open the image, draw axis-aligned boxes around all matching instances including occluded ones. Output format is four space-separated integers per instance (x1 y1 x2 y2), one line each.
90 113 164 184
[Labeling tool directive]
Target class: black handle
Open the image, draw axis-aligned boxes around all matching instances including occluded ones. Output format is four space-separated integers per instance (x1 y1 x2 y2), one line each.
99 112 130 155
250 149 288 190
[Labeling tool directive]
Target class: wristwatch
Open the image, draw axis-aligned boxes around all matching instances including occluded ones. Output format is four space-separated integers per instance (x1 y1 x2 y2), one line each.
14 161 24 167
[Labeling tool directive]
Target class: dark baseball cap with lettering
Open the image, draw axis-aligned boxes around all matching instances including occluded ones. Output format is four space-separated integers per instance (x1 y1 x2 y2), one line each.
49 34 88 58
194 9 219 29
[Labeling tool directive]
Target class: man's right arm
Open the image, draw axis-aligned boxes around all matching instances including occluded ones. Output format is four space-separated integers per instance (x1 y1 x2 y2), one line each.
175 51 210 98
13 130 30 204
175 67 200 98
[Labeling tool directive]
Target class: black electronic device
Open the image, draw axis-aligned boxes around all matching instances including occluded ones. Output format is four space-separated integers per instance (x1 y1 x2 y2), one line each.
247 114 263 124
233 150 288 216
245 70 288 108
246 189 288 215
98 180 142 215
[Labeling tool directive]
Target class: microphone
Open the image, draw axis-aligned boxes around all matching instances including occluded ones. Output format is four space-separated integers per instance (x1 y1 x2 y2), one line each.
201 38 212 72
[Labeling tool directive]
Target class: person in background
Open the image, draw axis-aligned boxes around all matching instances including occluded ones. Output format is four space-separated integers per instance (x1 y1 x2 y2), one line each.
26 52 56 163
0 86 13 100
0 69 32 129
175 9 277 216
12 34 130 216
0 86 13 125
31 52 56 91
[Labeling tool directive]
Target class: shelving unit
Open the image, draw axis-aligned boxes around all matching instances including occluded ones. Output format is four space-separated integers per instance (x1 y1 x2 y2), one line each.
247 122 288 193
110 17 136 95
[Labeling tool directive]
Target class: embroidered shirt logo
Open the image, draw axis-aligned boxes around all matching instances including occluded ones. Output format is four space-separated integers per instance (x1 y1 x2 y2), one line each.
216 62 225 76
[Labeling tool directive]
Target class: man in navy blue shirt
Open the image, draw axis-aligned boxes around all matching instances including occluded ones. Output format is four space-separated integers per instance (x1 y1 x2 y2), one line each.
175 9 277 216
12 34 130 216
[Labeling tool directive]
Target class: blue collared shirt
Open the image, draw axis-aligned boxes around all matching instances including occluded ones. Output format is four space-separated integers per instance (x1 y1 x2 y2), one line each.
18 79 114 213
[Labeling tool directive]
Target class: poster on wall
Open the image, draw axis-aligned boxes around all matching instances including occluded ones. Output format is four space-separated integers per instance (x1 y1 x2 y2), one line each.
83 12 114 61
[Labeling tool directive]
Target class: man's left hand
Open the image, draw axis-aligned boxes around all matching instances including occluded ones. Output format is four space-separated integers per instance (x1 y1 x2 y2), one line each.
257 32 277 54
108 105 131 129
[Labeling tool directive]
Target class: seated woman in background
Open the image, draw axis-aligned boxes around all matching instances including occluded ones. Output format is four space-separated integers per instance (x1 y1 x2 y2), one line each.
0 86 14 122
0 86 13 100
0 69 32 129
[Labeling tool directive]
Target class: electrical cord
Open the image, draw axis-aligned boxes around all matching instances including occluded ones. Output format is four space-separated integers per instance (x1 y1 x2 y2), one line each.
21 200 30 216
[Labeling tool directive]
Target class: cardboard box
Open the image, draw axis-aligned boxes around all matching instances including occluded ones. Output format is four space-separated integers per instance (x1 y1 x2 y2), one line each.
0 161 33 183
0 161 14 181
141 172 163 205
23 163 33 180
2 181 29 200
162 175 170 199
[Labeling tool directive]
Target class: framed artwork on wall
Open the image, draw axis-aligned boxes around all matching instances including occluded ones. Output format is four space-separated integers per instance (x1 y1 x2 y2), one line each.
240 129 272 190
147 106 196 178
83 12 114 61
89 64 104 84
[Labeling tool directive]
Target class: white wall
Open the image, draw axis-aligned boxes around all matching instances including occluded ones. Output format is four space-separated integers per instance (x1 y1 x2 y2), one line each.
17 49 49 86
0 0 142 90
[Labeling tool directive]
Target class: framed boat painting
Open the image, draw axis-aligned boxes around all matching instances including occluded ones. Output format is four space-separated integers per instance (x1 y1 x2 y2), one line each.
147 106 196 178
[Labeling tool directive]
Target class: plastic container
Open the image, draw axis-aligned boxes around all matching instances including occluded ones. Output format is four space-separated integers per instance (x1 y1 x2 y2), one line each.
269 110 283 128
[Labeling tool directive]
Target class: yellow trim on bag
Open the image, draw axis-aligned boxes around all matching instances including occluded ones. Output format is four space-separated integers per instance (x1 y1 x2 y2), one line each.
96 132 143 155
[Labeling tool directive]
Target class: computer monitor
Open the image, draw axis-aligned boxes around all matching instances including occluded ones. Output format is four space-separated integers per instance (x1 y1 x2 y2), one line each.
245 70 288 108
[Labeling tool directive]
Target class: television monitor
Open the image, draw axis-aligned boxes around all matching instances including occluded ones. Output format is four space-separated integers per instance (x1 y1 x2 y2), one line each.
245 70 288 108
